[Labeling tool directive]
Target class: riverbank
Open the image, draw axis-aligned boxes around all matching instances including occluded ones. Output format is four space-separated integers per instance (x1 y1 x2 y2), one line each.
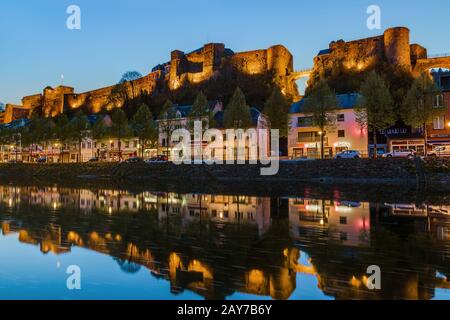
0 158 449 196
0 158 449 184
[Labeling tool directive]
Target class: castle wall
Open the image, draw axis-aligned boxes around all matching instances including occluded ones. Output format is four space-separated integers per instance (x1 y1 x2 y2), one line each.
5 43 297 123
383 27 411 69
65 71 161 113
310 27 416 88
43 86 75 117
22 94 42 111
4 104 30 123
313 36 385 79
230 49 269 75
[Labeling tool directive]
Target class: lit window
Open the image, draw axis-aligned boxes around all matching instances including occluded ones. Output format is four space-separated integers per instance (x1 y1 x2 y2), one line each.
433 116 445 130
434 94 444 108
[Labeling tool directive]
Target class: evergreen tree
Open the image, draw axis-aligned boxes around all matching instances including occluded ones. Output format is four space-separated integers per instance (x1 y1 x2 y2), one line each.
264 87 290 137
188 91 215 130
403 72 443 156
132 104 157 158
69 111 90 162
303 80 338 159
158 99 177 155
356 71 396 158
53 114 71 162
110 109 132 161
223 87 252 129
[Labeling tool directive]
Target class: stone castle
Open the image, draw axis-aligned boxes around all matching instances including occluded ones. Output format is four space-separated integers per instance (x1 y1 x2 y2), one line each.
309 26 450 86
3 26 450 124
3 44 298 123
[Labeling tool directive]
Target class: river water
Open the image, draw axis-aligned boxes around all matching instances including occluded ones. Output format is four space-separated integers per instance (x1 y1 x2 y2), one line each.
0 184 449 300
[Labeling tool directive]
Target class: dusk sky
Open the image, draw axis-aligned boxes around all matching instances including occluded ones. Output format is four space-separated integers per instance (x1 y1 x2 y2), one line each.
1 0 450 105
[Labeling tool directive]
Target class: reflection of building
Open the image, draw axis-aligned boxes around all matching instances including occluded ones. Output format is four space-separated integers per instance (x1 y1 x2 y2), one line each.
2 184 450 300
0 185 298 300
289 198 371 247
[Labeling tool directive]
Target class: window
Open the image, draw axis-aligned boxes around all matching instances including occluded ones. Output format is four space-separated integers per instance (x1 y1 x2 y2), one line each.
339 216 347 225
297 116 313 127
337 114 345 122
434 94 444 108
298 132 320 142
433 116 445 130
338 130 345 138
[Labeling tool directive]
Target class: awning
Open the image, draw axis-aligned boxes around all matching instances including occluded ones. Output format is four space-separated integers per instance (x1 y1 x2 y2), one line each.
428 140 450 145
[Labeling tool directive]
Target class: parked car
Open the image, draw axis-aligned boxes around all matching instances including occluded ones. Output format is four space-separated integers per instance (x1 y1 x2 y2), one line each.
428 146 450 157
36 157 48 163
146 155 169 163
125 157 144 163
334 150 361 159
382 150 416 159
88 157 99 162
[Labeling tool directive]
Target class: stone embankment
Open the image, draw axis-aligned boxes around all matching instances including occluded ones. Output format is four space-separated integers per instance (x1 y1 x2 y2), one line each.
0 158 449 188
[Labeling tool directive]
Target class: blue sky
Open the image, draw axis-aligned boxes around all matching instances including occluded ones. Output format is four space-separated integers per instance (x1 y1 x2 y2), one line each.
1 0 449 104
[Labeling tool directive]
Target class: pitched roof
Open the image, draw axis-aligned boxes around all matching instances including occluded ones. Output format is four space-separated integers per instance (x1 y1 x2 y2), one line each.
318 48 331 56
289 93 360 114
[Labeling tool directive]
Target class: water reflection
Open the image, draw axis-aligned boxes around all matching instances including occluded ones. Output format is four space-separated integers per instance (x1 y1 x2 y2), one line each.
0 185 449 300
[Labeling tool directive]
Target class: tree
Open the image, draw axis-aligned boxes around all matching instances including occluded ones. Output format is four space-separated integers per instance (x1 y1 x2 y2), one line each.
53 114 71 162
68 111 90 162
403 72 443 156
303 80 338 159
109 71 143 111
355 71 396 158
131 104 157 158
188 91 215 130
264 87 290 137
110 108 132 161
223 87 252 129
158 99 177 156
92 115 109 159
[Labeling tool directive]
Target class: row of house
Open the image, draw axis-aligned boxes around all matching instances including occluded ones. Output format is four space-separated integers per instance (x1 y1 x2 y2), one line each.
1 71 449 162
288 70 450 158
0 100 271 163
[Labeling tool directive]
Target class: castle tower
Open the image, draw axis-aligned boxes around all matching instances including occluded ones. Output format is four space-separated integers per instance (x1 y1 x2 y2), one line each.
267 45 293 76
383 27 412 70
202 43 225 77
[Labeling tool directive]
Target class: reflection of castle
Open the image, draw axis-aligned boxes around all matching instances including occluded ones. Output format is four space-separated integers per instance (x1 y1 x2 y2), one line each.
1 185 450 300
0 186 298 300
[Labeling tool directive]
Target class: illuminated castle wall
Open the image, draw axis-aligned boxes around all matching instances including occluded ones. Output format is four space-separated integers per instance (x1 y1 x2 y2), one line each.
4 43 298 123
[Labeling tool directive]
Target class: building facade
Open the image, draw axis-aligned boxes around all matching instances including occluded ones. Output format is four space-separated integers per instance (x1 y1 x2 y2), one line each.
288 93 368 159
